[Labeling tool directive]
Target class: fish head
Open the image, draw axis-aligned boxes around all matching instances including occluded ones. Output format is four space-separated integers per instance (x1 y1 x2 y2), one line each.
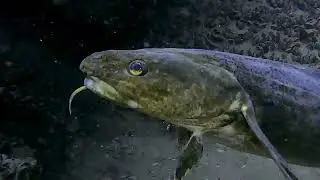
75 48 244 125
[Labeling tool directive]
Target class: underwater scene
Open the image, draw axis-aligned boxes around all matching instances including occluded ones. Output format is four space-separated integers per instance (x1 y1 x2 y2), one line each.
1 0 320 180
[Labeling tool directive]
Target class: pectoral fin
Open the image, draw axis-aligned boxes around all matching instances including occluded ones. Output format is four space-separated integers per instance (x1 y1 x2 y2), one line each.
241 96 299 180
177 127 193 150
175 132 203 180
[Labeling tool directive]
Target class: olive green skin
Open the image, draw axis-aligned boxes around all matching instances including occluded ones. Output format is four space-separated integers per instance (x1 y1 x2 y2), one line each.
80 48 256 140
79 48 320 167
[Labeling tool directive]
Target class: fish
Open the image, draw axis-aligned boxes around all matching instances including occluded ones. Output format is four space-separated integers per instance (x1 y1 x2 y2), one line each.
69 48 320 180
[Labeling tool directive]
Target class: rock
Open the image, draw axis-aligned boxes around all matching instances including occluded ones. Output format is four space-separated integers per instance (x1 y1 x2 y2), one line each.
315 42 320 50
236 20 245 30
0 153 39 179
305 21 316 29
267 0 284 8
281 53 287 60
262 44 270 54
247 49 254 56
52 0 68 5
243 31 254 40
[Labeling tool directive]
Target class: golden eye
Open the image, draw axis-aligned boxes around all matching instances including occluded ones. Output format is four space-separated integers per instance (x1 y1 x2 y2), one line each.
127 60 148 76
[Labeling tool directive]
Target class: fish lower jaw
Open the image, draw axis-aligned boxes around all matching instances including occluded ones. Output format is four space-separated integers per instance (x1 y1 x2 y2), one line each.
84 76 120 101
84 76 141 109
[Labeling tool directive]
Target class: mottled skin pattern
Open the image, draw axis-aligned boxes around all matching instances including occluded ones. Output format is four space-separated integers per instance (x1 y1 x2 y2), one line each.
80 49 246 130
76 48 315 180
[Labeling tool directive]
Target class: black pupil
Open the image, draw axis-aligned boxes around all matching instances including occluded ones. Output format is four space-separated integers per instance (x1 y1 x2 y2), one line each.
131 62 142 71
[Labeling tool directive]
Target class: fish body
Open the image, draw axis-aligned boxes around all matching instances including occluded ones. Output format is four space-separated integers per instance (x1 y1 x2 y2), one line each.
161 48 320 166
71 48 320 179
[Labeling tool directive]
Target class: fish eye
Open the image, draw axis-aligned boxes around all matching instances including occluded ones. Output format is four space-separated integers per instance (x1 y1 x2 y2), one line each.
127 60 148 76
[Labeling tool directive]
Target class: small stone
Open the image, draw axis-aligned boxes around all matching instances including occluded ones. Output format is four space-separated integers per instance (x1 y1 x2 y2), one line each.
4 61 13 67
152 162 160 167
305 22 315 29
236 21 245 30
216 148 225 153
20 96 32 102
37 138 47 146
0 87 5 95
143 42 150 47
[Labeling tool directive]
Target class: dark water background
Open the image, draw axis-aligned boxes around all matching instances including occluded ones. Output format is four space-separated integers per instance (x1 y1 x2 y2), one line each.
1 0 320 179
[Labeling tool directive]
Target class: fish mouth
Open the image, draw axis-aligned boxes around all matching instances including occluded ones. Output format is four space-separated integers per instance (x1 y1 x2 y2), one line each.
84 76 121 101
68 76 121 115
